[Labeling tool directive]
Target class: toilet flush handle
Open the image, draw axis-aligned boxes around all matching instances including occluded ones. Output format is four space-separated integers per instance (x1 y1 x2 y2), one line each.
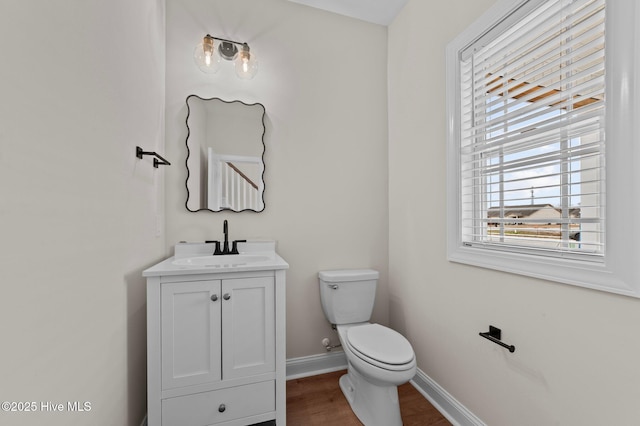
330 285 339 290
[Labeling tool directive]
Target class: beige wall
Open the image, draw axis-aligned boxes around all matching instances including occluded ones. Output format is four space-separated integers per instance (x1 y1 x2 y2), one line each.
388 1 640 425
165 0 390 359
0 1 165 425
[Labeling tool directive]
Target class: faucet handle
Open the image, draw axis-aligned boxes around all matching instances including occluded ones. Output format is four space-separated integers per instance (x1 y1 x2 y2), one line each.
206 240 222 255
231 240 247 255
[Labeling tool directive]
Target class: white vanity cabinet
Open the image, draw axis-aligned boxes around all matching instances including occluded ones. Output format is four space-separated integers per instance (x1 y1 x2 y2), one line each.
144 242 287 426
161 276 275 390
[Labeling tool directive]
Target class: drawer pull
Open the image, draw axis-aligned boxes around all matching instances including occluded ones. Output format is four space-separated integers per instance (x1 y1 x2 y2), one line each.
218 403 226 413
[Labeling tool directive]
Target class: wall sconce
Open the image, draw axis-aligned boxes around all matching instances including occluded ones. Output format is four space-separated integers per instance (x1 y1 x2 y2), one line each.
194 34 258 80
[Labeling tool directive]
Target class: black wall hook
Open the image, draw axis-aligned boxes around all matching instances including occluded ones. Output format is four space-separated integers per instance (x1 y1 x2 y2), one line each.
479 325 516 353
136 146 171 168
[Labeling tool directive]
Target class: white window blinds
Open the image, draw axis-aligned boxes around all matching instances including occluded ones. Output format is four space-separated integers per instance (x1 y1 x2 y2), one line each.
459 0 605 259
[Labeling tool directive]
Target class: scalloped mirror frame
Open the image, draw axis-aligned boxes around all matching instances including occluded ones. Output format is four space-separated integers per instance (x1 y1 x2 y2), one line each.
185 95 266 212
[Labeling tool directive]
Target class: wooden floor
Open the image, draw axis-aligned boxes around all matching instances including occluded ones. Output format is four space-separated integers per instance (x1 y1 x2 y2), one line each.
286 370 451 426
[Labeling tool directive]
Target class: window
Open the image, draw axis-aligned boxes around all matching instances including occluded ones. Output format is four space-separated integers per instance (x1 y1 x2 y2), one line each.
462 0 605 258
446 0 640 297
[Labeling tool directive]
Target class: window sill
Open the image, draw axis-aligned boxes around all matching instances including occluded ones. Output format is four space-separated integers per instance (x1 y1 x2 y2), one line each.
448 244 639 298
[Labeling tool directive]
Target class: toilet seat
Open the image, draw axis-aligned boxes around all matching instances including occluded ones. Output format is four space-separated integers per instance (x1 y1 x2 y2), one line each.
346 324 414 371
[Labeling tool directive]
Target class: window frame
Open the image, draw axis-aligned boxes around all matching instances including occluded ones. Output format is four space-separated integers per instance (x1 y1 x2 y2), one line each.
446 0 640 297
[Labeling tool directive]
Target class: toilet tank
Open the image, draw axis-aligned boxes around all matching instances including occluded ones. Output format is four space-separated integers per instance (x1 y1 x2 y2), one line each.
318 269 379 325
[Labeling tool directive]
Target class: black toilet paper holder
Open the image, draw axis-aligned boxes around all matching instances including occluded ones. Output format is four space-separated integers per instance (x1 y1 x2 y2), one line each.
479 325 516 353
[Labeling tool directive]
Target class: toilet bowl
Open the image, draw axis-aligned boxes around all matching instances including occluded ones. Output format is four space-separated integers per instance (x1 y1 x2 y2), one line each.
337 323 416 426
318 269 416 426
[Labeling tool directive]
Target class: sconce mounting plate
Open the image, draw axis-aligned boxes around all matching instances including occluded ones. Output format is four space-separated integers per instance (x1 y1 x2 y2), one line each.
219 41 238 60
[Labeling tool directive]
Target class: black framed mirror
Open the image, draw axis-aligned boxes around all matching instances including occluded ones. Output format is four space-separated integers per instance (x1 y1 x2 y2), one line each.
185 95 266 212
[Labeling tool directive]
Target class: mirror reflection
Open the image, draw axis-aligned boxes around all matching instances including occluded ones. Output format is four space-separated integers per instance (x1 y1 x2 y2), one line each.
185 95 265 212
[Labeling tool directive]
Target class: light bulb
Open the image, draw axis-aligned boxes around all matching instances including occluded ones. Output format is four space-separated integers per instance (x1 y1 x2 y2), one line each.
194 34 220 74
235 43 258 80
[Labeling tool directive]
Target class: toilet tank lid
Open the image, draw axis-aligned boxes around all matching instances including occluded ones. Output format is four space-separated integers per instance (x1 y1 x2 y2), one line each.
318 269 379 282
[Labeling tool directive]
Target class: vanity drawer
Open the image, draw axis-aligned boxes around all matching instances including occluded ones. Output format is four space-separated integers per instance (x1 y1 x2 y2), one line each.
161 381 275 426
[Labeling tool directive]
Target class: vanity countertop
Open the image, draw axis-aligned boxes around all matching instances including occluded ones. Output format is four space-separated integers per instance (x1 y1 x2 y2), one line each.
143 240 289 277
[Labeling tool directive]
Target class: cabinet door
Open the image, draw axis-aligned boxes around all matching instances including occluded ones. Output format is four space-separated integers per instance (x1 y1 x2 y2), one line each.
221 276 275 380
161 280 221 389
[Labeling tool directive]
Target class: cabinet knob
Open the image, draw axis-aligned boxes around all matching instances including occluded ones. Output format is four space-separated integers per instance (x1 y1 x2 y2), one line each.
218 403 226 413
211 294 218 302
223 293 231 300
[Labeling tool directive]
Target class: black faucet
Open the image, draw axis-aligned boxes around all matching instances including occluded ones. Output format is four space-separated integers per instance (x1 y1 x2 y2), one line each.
222 220 230 254
208 220 246 255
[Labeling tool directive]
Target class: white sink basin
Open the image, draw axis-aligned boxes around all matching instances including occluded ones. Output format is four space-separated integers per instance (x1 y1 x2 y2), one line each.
143 241 289 277
172 254 271 267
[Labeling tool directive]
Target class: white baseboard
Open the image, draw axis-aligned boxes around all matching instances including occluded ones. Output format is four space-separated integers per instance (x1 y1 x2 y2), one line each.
410 368 486 426
286 351 347 380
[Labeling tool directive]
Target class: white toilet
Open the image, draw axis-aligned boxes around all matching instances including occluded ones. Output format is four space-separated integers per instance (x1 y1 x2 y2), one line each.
318 269 416 426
